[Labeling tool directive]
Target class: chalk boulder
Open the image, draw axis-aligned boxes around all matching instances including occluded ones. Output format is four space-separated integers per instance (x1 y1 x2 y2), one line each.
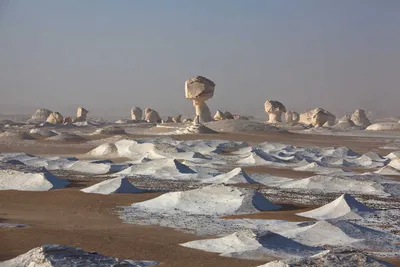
351 109 371 128
185 76 215 123
264 100 286 123
131 107 143 121
46 112 64 124
76 107 88 121
300 108 335 127
162 116 173 123
63 117 73 124
224 111 234 120
172 115 182 123
214 110 225 120
30 108 52 122
145 109 161 123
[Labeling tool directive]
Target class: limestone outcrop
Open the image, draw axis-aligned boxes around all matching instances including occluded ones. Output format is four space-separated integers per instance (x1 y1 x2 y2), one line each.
300 108 335 127
131 107 143 121
46 112 64 124
285 111 300 124
30 108 52 122
145 109 161 123
264 100 286 123
178 116 218 134
351 109 371 128
63 117 73 124
162 116 173 123
224 111 234 120
76 107 88 121
172 115 182 123
214 110 225 120
185 76 215 123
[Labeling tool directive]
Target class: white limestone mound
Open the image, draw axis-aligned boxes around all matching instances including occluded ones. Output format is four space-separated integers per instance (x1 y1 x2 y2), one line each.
81 177 144 194
131 185 281 216
279 174 387 195
366 123 400 131
297 194 374 220
293 162 338 173
236 149 286 166
145 109 162 123
202 167 258 184
214 110 226 120
29 128 58 137
177 116 218 134
258 250 394 267
75 106 89 122
299 108 335 127
172 115 182 123
29 108 52 122
278 220 363 247
333 115 363 131
117 158 197 180
0 244 159 267
87 142 119 157
45 133 87 142
185 75 215 123
264 100 286 123
0 131 36 140
385 151 400 160
66 161 114 175
94 126 127 135
0 169 69 191
375 166 400 175
388 158 400 170
351 109 371 128
181 229 319 260
224 111 234 120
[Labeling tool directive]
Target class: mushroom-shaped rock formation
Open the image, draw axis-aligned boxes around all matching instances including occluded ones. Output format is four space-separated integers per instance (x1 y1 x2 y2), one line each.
172 115 182 123
76 107 88 121
224 111 234 120
145 109 161 123
351 109 371 128
300 108 335 127
30 108 52 122
214 110 226 120
185 76 215 123
264 100 286 123
131 107 143 121
46 112 64 124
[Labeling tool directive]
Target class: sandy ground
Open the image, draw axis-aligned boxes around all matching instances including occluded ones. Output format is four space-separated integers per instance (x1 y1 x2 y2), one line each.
1 130 400 266
0 186 281 267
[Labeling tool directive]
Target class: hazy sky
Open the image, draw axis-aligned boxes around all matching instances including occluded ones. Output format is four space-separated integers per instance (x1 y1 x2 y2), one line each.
1 0 399 119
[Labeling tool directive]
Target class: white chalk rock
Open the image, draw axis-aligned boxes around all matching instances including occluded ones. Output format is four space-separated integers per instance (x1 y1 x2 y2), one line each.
351 109 371 128
285 111 299 124
76 107 88 121
30 108 52 122
81 177 144 194
172 115 182 123
224 111 234 120
87 142 119 157
178 115 218 134
131 107 143 120
185 76 215 123
145 109 161 123
264 100 286 123
214 110 226 120
366 123 400 131
0 244 159 267
300 108 335 127
46 112 64 124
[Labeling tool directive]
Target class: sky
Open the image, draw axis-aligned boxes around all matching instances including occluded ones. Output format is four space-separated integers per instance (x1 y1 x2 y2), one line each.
0 0 399 119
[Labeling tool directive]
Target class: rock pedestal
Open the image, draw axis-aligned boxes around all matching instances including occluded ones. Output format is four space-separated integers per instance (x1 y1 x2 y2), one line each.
185 76 215 123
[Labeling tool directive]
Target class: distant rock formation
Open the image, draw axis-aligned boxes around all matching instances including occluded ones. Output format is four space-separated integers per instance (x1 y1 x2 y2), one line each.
63 117 73 124
145 109 161 123
76 107 88 121
179 116 218 134
162 116 173 123
30 108 52 122
366 123 400 132
46 112 64 124
214 110 225 120
224 111 234 120
264 100 286 123
300 108 335 127
285 111 300 124
351 109 371 128
131 107 143 121
172 115 182 123
185 76 215 123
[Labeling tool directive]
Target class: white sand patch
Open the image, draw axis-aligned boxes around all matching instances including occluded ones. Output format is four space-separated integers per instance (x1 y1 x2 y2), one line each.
131 185 281 216
66 161 113 174
201 168 258 184
296 194 374 220
0 244 159 267
29 128 58 137
87 142 119 157
81 177 144 194
181 229 320 260
0 169 68 191
375 166 400 175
